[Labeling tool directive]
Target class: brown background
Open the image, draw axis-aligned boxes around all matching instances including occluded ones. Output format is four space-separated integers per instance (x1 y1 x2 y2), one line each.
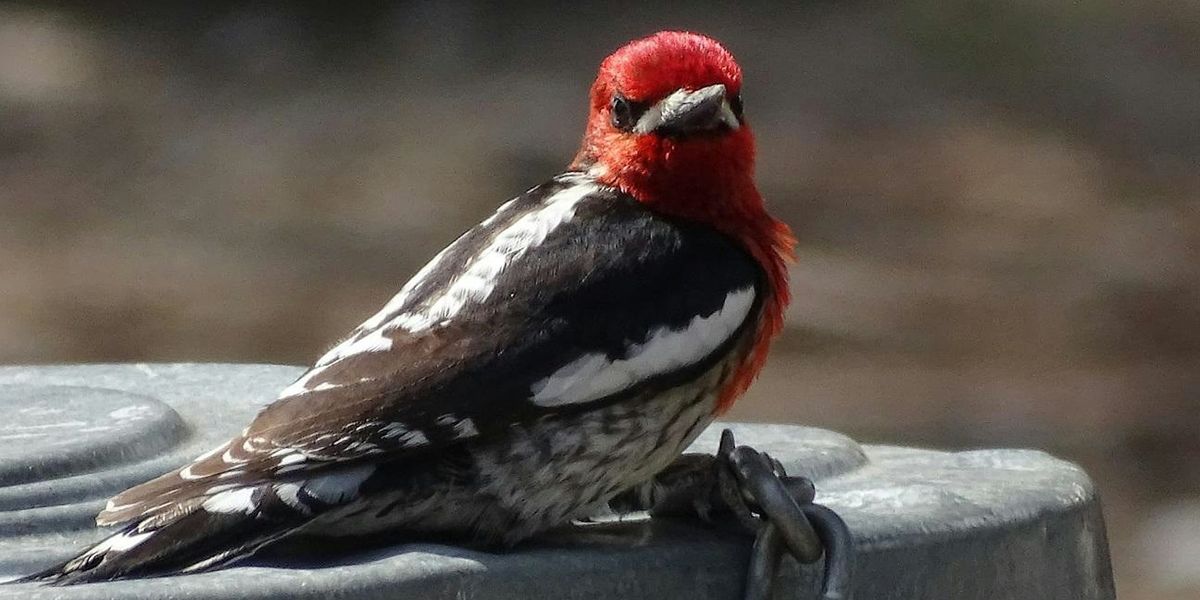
2 2 1197 598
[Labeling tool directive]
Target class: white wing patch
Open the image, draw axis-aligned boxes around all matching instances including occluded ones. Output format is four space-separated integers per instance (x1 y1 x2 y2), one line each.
99 531 153 553
436 414 480 439
171 441 233 481
313 327 395 371
331 195 525 350
530 287 756 407
277 453 306 466
201 487 259 515
273 482 310 514
279 365 330 399
393 180 596 333
220 448 244 465
353 243 459 334
379 422 430 446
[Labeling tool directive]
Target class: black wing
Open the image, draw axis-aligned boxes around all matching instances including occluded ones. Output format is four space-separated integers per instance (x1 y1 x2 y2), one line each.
100 172 762 524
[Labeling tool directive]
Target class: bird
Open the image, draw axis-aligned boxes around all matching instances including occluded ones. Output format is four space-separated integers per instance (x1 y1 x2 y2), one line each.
19 30 795 585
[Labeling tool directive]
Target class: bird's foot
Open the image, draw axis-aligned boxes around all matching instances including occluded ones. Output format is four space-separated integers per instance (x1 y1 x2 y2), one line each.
609 429 854 600
609 429 809 530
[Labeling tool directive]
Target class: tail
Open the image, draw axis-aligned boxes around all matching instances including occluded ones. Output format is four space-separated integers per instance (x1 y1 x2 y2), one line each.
13 483 313 585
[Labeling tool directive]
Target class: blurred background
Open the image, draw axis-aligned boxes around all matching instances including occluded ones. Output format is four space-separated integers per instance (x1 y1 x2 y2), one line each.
1 1 1196 597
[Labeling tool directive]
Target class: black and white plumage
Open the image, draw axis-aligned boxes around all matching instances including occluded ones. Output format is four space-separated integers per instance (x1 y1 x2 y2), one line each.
23 172 766 584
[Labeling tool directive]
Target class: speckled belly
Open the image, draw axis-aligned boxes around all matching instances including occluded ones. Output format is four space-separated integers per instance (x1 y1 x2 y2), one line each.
303 345 745 544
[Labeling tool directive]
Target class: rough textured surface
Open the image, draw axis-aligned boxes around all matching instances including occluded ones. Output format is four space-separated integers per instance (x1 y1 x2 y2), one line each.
0 364 1115 599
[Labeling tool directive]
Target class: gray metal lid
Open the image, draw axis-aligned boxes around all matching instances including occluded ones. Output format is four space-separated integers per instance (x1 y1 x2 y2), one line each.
0 364 1114 599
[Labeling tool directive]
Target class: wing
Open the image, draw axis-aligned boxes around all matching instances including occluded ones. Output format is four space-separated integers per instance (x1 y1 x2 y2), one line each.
100 172 763 524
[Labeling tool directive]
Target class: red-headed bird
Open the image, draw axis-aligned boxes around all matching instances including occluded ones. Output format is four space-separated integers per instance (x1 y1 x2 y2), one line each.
21 30 795 584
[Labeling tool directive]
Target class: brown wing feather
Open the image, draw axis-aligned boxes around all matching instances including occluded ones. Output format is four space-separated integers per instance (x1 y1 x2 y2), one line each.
98 355 463 526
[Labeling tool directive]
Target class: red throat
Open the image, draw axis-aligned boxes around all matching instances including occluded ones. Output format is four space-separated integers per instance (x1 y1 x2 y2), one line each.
572 31 796 414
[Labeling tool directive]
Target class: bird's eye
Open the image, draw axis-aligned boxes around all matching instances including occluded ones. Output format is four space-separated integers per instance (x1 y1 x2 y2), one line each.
610 95 640 131
729 93 744 120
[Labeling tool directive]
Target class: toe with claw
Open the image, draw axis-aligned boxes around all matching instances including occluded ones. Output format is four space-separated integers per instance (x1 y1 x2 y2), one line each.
610 429 855 600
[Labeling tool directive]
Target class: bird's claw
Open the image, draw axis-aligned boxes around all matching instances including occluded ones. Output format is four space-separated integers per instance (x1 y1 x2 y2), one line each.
681 430 855 600
607 429 854 599
610 430 813 534
718 429 854 600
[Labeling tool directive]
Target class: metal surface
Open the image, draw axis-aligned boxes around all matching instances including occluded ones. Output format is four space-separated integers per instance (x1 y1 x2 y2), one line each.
0 364 1116 599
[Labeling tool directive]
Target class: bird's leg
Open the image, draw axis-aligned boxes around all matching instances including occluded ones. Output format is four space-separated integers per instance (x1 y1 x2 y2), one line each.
609 431 847 600
608 430 808 534
608 453 747 528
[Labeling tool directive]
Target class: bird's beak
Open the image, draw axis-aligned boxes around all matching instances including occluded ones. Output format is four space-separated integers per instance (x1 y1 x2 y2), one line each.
634 83 741 137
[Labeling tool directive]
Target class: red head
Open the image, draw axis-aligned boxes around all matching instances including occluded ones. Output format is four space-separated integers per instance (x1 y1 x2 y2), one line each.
574 31 795 413
573 31 757 225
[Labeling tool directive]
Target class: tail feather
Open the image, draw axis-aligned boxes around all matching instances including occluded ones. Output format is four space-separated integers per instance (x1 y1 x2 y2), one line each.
13 484 313 585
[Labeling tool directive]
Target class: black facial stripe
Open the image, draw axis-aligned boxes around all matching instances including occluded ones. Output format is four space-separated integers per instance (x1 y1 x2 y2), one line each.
611 95 649 132
729 93 744 121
